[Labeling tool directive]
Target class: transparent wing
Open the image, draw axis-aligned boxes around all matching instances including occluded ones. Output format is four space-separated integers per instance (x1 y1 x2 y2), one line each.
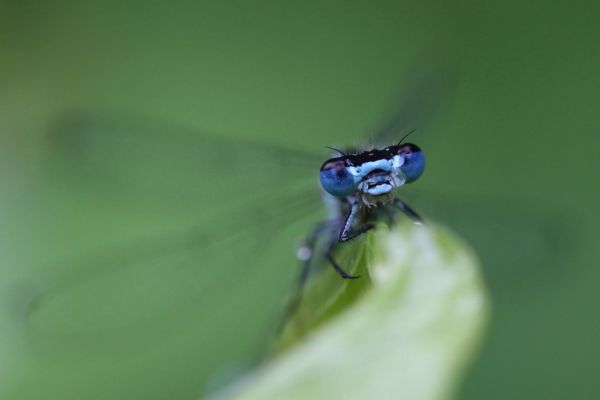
16 183 322 396
370 63 458 147
25 188 320 335
45 111 323 212
400 188 576 292
357 62 576 305
365 65 575 290
21 111 326 338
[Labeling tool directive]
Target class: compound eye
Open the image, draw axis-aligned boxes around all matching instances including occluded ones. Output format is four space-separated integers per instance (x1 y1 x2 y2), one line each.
397 143 418 156
319 159 356 197
398 143 425 183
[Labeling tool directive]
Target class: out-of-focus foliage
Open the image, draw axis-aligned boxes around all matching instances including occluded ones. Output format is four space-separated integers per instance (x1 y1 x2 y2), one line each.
213 224 488 400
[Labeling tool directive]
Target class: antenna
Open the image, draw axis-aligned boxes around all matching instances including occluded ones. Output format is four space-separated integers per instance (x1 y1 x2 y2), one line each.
325 146 347 156
397 129 416 145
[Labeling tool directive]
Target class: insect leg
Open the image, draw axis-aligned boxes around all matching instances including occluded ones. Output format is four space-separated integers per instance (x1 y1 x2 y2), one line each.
394 198 425 224
295 222 329 289
282 221 330 322
325 242 361 279
339 202 375 242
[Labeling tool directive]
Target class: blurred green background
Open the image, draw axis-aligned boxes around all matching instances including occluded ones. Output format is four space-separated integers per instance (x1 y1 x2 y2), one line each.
1 1 599 399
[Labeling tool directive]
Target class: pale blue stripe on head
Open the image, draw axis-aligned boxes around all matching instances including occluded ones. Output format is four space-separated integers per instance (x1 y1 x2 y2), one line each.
351 158 394 179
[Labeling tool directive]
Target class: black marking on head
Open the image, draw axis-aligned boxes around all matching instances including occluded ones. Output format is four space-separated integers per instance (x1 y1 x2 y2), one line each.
348 148 394 165
397 143 422 155
321 143 422 170
320 157 350 171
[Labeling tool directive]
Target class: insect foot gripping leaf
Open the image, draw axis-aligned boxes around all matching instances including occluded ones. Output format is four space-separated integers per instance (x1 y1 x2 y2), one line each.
210 223 489 400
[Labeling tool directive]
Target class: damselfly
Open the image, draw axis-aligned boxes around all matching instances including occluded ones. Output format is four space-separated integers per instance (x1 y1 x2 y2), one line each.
17 69 568 390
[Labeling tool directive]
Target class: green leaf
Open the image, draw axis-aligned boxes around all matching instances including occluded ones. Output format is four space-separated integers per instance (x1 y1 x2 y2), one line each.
210 222 489 400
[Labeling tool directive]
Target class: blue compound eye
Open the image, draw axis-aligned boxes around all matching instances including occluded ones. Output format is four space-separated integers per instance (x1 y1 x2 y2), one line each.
398 143 425 183
319 158 356 197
